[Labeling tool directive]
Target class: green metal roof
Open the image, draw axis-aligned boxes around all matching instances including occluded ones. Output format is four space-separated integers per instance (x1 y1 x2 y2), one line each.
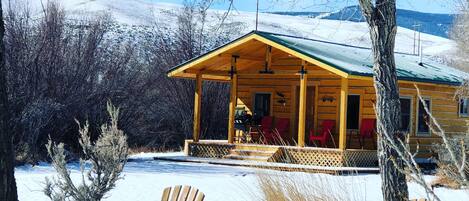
168 31 468 86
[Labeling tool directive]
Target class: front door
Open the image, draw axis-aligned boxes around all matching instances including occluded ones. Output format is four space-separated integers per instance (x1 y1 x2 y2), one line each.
347 95 360 130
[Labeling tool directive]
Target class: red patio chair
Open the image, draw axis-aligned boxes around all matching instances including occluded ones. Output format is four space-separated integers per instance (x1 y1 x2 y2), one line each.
309 120 335 147
359 119 376 149
264 118 290 144
259 116 274 134
247 116 273 143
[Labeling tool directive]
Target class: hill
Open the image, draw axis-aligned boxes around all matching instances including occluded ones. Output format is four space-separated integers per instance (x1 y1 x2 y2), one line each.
272 5 455 38
11 0 456 61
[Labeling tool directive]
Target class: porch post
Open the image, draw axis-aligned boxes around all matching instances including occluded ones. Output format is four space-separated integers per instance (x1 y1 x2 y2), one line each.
192 73 202 142
227 56 238 144
297 61 307 147
339 77 348 150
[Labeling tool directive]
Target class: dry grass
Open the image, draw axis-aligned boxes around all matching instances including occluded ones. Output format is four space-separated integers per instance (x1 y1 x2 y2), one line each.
128 146 180 155
431 163 469 189
431 171 462 190
251 172 365 201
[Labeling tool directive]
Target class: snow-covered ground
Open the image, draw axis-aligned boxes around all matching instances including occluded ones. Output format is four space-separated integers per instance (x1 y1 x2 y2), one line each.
16 152 469 201
4 0 456 61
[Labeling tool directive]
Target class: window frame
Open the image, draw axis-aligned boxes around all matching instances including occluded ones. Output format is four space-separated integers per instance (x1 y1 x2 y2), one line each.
399 96 413 134
416 97 432 136
459 98 469 117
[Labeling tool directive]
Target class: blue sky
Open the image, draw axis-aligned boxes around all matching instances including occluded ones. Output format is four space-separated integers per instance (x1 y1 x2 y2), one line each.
152 0 455 14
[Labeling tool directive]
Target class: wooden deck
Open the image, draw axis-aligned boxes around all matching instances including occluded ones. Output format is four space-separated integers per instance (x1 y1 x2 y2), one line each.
184 140 378 169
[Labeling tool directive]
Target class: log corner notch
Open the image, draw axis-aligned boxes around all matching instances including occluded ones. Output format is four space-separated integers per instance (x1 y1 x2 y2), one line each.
297 60 307 147
192 73 202 142
227 56 238 144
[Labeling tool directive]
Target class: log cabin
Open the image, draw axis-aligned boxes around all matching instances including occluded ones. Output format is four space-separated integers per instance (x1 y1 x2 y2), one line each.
166 31 469 168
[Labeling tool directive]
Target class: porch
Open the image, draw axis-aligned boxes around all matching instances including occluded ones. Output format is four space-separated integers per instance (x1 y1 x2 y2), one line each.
184 140 378 168
183 74 380 167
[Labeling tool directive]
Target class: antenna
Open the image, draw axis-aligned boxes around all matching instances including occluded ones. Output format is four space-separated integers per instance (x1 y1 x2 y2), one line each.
419 35 423 65
412 23 421 55
412 22 416 55
255 0 259 30
418 24 423 65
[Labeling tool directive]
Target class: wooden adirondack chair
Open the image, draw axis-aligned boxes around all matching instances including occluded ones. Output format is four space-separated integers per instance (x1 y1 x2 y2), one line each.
161 185 205 201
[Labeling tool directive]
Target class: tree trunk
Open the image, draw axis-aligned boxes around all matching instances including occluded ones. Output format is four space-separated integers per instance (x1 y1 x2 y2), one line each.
358 0 409 200
0 2 18 201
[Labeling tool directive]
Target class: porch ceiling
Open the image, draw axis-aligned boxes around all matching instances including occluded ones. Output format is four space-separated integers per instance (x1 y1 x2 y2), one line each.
167 32 343 81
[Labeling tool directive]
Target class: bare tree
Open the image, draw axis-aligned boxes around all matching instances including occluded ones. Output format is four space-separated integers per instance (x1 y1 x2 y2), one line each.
358 1 408 200
0 0 18 200
1 0 240 162
451 0 469 71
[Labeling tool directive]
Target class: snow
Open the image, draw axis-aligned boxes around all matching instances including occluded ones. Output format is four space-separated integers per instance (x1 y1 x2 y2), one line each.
153 154 379 172
15 152 469 201
4 0 456 60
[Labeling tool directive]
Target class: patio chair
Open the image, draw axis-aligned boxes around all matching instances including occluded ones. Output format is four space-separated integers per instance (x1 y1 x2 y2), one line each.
263 118 290 144
359 118 376 149
161 185 205 201
247 116 273 143
309 120 335 147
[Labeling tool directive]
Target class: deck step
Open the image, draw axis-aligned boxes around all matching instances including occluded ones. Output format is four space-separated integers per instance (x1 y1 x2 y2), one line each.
234 144 280 152
229 149 276 157
224 147 280 162
224 154 271 161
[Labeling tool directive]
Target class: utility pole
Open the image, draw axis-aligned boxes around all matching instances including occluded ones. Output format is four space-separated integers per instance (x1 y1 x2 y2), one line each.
255 0 259 30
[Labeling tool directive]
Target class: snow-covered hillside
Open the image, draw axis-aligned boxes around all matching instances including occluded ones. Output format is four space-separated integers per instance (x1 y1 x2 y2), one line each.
7 0 456 60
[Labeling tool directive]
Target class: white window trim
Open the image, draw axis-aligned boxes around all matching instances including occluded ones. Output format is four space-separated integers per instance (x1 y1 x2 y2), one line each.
459 98 469 118
416 97 431 136
400 96 413 134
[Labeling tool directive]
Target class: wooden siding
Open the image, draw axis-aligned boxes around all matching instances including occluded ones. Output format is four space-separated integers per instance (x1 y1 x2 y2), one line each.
236 77 468 152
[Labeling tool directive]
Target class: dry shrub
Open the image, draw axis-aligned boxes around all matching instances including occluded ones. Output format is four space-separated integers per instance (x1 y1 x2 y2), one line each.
432 168 465 189
432 136 469 189
44 102 128 201
253 172 364 201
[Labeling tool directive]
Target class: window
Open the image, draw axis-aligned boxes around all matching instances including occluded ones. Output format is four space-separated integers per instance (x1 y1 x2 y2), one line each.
347 95 360 129
400 97 412 133
417 98 431 135
253 93 271 117
459 98 469 117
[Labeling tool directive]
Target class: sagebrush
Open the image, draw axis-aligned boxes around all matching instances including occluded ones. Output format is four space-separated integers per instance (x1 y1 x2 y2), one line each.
44 102 128 201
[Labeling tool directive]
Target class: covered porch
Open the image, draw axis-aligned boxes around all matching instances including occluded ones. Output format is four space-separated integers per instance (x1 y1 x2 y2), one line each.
168 31 379 167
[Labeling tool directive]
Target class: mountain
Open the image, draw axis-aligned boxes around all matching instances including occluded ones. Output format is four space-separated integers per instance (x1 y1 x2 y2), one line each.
10 0 456 60
272 5 455 38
